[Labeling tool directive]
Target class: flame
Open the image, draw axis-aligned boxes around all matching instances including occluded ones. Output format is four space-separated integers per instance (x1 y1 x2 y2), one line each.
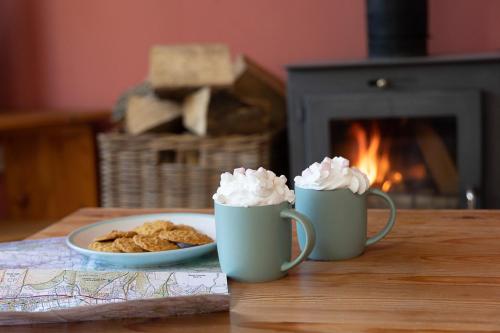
350 123 403 192
381 171 403 192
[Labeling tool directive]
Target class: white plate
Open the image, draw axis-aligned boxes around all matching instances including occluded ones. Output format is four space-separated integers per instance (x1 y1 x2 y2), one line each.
66 213 216 267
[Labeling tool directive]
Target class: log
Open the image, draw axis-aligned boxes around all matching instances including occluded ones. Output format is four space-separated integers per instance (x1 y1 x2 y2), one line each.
112 81 152 122
415 123 459 194
125 94 182 135
149 44 234 93
182 88 271 136
182 87 211 136
181 55 285 136
232 55 286 129
232 55 288 176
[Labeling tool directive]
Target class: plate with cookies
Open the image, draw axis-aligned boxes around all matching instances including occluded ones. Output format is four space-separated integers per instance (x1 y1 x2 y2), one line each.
66 213 216 267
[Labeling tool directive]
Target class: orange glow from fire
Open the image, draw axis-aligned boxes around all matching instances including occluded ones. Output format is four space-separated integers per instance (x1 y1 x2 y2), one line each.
350 123 403 192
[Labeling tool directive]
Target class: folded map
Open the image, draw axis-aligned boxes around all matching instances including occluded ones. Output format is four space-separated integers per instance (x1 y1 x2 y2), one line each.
0 238 229 325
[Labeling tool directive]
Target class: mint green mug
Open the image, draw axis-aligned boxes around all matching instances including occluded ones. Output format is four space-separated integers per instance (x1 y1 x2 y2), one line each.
295 187 396 260
214 201 316 282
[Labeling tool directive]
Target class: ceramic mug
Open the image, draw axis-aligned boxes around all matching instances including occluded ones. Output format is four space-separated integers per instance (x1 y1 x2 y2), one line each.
214 201 316 282
295 187 396 260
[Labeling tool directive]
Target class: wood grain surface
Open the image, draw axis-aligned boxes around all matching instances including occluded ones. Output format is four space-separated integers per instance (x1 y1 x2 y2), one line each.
0 110 110 132
0 110 110 222
2 125 99 220
13 208 500 332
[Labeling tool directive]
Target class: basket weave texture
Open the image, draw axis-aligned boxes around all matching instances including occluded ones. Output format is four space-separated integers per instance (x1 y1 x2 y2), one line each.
98 133 271 208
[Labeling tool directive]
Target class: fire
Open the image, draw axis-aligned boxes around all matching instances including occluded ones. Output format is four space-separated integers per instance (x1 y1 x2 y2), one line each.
350 123 403 192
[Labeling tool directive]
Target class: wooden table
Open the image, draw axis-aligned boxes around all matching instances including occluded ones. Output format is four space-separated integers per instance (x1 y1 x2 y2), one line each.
11 208 500 332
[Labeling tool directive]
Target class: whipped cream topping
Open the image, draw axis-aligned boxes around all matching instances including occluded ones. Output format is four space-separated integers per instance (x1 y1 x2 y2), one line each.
213 167 295 207
294 157 370 194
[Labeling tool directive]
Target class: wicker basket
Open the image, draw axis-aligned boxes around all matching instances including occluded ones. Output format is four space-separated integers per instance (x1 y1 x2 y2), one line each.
98 132 271 208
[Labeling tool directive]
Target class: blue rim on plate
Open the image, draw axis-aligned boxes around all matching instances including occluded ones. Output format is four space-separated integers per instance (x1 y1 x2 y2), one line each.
66 213 217 267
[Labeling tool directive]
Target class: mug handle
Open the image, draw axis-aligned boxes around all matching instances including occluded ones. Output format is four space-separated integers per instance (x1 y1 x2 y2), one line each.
366 188 397 246
279 209 316 273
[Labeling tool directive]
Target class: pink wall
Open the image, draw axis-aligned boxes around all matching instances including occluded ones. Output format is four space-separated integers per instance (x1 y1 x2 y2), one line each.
1 0 499 110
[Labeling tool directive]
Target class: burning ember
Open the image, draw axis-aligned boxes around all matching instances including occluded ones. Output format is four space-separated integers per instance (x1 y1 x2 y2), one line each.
350 123 403 192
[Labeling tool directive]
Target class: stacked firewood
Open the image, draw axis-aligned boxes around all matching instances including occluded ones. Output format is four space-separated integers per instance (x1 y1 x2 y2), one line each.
113 44 286 138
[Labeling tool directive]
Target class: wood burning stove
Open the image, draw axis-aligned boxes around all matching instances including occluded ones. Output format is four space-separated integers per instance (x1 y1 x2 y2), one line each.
287 54 500 208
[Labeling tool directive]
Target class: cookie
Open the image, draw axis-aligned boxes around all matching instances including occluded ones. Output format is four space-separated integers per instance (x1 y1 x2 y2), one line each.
158 229 213 245
133 220 175 236
88 241 121 253
132 234 178 252
171 224 196 232
113 237 145 253
94 230 137 242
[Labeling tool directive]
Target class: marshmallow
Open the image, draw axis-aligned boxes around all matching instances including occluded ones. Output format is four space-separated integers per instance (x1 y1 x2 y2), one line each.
294 157 370 194
213 167 295 207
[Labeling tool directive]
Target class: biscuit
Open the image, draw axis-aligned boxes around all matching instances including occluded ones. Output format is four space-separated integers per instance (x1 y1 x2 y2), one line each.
133 220 175 235
88 241 121 253
113 237 145 253
132 234 178 252
158 229 213 245
94 230 137 242
171 224 196 232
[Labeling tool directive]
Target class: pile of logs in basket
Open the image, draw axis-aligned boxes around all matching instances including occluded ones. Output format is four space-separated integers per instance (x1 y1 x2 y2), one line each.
100 44 286 208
